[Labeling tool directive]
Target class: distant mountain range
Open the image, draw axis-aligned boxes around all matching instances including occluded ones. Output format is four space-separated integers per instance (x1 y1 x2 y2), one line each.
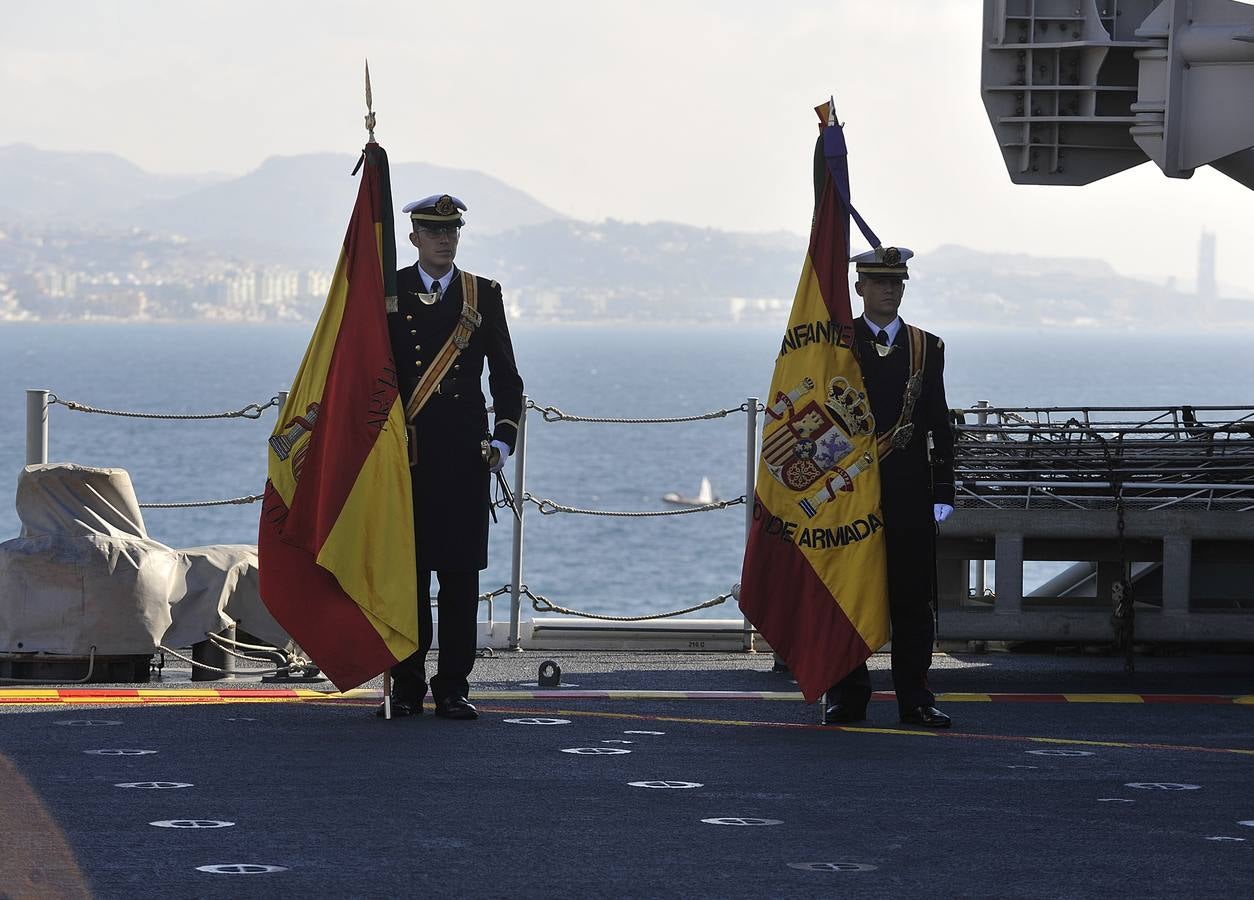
0 144 227 221
1 143 1250 326
0 144 566 265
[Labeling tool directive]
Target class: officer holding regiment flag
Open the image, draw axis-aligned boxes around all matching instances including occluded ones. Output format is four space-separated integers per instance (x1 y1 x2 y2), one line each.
379 193 523 720
823 245 956 728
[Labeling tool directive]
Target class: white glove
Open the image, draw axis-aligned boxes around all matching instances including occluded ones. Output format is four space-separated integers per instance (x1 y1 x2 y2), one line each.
489 439 510 474
934 503 953 523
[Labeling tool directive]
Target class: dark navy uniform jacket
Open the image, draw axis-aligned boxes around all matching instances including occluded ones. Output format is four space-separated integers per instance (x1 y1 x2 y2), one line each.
389 264 524 571
853 316 955 531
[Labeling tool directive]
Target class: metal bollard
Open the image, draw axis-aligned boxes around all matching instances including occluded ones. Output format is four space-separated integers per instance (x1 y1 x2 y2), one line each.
191 625 237 681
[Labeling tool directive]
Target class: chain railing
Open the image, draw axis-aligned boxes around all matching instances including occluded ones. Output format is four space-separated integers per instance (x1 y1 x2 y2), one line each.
138 494 266 510
519 584 735 622
47 393 282 421
502 394 761 649
22 388 763 649
32 391 1254 652
521 492 746 517
527 398 756 425
27 388 287 509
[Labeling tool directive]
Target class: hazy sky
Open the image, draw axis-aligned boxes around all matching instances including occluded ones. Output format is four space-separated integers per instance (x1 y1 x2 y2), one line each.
3 0 1250 293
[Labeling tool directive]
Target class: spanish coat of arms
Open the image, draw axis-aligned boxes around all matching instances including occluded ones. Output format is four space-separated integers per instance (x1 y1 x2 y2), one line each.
762 377 876 518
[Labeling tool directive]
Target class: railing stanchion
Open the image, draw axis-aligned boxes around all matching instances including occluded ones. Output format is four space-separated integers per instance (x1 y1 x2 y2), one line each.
25 389 49 466
508 394 529 650
972 400 989 598
277 390 289 414
742 396 758 650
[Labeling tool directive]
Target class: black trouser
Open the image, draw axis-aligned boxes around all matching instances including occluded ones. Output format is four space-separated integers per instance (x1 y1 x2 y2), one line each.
390 569 479 703
832 523 936 713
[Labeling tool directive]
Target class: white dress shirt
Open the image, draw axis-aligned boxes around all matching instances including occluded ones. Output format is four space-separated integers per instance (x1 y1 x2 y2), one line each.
863 314 902 346
418 266 457 296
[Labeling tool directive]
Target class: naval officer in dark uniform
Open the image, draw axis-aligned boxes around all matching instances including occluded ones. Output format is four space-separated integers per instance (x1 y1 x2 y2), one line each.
824 246 956 728
380 193 523 720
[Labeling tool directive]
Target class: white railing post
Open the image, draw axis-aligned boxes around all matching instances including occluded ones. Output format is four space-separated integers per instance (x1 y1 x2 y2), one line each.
508 395 528 650
742 396 758 650
25 389 49 466
972 399 988 599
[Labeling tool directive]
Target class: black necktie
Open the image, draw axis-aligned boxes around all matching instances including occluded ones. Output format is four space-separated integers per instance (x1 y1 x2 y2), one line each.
875 329 889 347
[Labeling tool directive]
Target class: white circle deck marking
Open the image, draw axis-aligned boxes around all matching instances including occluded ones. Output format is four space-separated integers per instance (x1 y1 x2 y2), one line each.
629 781 704 789
1027 749 1094 757
787 862 877 872
1240 820 1254 827
601 740 634 744
115 781 193 789
227 717 259 722
560 747 631 755
1125 782 1201 791
56 720 121 726
196 864 288 874
1007 765 1039 769
1205 836 1246 842
1097 798 1136 803
701 817 782 826
624 730 665 735
504 718 571 726
84 749 156 756
151 820 235 829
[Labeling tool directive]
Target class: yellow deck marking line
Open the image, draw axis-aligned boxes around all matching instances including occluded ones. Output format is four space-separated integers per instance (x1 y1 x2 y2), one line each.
1062 694 1144 703
9 687 1238 755
2 688 1252 707
280 688 1254 704
301 699 1254 756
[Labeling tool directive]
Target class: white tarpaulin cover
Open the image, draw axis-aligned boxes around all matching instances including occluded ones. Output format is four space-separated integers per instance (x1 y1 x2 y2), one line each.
0 464 288 656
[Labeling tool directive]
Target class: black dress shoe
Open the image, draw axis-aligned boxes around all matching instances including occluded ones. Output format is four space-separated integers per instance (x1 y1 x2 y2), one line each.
434 696 479 720
899 705 951 728
823 701 867 725
375 696 424 718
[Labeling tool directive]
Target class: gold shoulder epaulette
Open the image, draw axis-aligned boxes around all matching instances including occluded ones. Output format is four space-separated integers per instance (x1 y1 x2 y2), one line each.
936 337 945 350
490 279 500 290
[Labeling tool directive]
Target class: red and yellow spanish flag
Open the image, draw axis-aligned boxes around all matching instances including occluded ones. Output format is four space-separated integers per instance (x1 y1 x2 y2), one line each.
739 103 889 703
258 142 418 692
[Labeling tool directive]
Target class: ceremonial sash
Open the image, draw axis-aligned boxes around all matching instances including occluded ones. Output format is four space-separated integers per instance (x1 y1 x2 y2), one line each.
403 270 481 424
875 324 928 462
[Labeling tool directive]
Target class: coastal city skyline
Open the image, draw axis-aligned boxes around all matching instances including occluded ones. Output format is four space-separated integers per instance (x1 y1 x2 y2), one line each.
3 1 1253 303
0 142 1243 327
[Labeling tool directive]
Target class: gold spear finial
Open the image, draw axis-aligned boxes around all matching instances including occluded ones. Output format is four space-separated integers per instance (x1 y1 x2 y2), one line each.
364 59 376 142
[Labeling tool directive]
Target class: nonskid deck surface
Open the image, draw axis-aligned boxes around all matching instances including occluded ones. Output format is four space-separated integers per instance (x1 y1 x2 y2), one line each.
2 650 1253 899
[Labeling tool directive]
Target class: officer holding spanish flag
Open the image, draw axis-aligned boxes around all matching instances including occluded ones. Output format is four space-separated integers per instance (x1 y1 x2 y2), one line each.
823 245 956 728
380 193 523 720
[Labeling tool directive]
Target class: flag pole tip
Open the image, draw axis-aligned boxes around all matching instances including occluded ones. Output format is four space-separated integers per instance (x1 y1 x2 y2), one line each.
364 61 377 142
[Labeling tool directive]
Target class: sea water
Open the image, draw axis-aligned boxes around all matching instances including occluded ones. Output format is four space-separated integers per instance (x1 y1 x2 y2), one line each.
1 320 1251 619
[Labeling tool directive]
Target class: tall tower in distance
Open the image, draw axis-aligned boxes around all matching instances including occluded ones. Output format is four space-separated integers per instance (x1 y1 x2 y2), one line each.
1197 229 1217 300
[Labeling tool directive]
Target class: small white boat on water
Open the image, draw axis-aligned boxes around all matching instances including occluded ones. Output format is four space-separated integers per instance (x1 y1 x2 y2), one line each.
662 476 718 507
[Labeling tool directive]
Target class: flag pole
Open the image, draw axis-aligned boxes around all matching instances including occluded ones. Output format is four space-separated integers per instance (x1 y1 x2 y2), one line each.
364 59 377 143
364 57 392 721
